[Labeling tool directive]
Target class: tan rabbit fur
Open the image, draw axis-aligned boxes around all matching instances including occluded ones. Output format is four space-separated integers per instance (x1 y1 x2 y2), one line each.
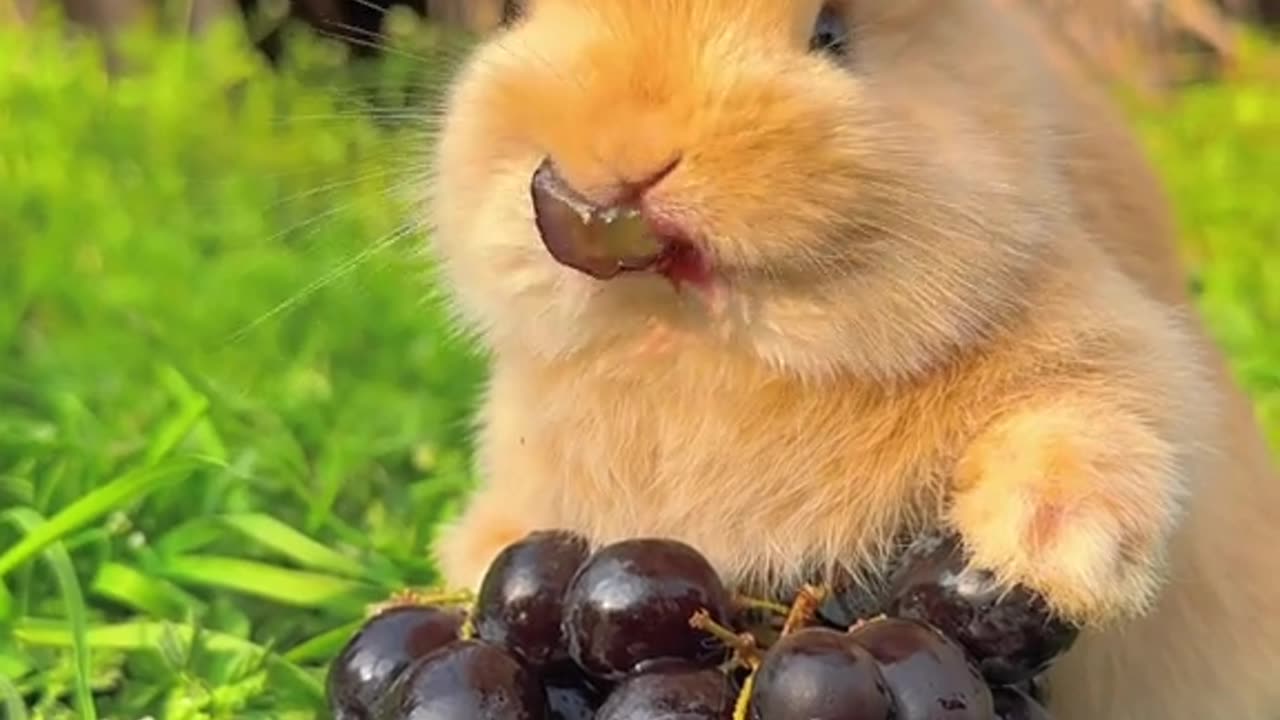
422 0 1280 717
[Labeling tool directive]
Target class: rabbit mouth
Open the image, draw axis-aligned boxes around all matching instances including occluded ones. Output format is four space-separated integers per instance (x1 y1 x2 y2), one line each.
530 159 712 291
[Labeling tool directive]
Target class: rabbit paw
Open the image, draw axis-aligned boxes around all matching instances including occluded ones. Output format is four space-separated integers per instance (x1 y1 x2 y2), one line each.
948 400 1186 625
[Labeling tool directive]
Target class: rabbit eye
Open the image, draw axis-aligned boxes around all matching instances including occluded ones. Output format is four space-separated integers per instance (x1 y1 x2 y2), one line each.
809 4 850 57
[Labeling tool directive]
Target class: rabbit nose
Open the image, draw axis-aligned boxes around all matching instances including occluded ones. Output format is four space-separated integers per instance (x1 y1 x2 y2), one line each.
530 156 684 280
615 154 682 204
533 152 682 209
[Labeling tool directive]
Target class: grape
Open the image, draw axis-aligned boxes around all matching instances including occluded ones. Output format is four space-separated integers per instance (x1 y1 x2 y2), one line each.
531 159 663 280
847 616 994 719
993 686 1053 720
595 664 735 720
378 639 548 719
812 565 891 630
326 605 464 719
474 530 591 668
1023 674 1050 704
543 660 609 720
546 683 601 720
886 532 1079 684
748 626 898 720
562 538 732 680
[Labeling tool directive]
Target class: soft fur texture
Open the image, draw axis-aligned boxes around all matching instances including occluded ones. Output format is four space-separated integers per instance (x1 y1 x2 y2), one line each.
423 1 1280 717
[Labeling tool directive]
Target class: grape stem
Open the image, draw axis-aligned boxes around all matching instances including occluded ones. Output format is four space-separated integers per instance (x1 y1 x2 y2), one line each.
459 613 476 640
731 593 792 617
365 588 477 617
781 584 828 637
689 609 762 669
733 670 757 720
459 596 480 640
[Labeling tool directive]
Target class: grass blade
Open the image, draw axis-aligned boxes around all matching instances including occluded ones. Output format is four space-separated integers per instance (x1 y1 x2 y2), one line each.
0 672 28 720
217 513 369 580
89 562 205 621
11 618 324 704
154 554 378 609
0 456 217 580
151 516 228 557
143 393 211 466
0 578 11 622
0 474 33 505
282 619 365 664
2 509 97 720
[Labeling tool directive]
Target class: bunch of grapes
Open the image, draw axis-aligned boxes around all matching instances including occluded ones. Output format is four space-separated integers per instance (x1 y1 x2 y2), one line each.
325 529 1079 719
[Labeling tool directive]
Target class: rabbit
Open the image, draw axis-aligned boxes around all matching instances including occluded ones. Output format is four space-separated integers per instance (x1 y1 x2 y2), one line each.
421 1 1280 717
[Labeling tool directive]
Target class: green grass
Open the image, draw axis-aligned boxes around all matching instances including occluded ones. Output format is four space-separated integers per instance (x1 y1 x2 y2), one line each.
1128 37 1280 444
1 12 485 719
1 11 1278 720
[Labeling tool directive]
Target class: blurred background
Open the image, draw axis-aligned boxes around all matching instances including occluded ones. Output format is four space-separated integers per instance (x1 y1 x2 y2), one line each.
0 1 1276 718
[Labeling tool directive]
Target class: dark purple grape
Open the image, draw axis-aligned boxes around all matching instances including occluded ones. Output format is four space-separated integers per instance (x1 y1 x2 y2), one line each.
474 530 591 668
595 664 736 720
1006 674 1051 706
847 616 994 719
543 661 609 720
326 605 464 719
748 626 898 720
1025 674 1051 704
813 565 893 631
561 538 732 681
993 686 1053 720
379 639 548 719
886 532 1079 684
531 158 664 280
547 684 601 720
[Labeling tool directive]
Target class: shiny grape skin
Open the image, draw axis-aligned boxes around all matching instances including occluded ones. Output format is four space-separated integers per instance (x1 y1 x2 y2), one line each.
378 639 549 720
748 626 899 720
848 616 995 720
543 660 610 720
474 530 591 669
326 605 464 719
886 532 1080 684
546 683 600 720
812 564 894 631
561 538 733 681
595 665 736 720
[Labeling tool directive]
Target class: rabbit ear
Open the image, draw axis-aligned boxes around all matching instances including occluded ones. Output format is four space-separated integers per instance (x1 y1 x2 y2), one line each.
427 0 508 33
1004 0 1240 93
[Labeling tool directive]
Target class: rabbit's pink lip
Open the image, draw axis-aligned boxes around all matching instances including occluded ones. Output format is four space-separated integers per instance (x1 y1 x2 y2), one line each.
530 161 711 288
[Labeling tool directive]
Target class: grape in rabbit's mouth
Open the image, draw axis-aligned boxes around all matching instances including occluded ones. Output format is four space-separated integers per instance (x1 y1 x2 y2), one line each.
530 159 711 290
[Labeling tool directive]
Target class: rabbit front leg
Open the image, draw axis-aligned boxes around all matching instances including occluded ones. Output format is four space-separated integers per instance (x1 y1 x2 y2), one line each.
947 396 1189 626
